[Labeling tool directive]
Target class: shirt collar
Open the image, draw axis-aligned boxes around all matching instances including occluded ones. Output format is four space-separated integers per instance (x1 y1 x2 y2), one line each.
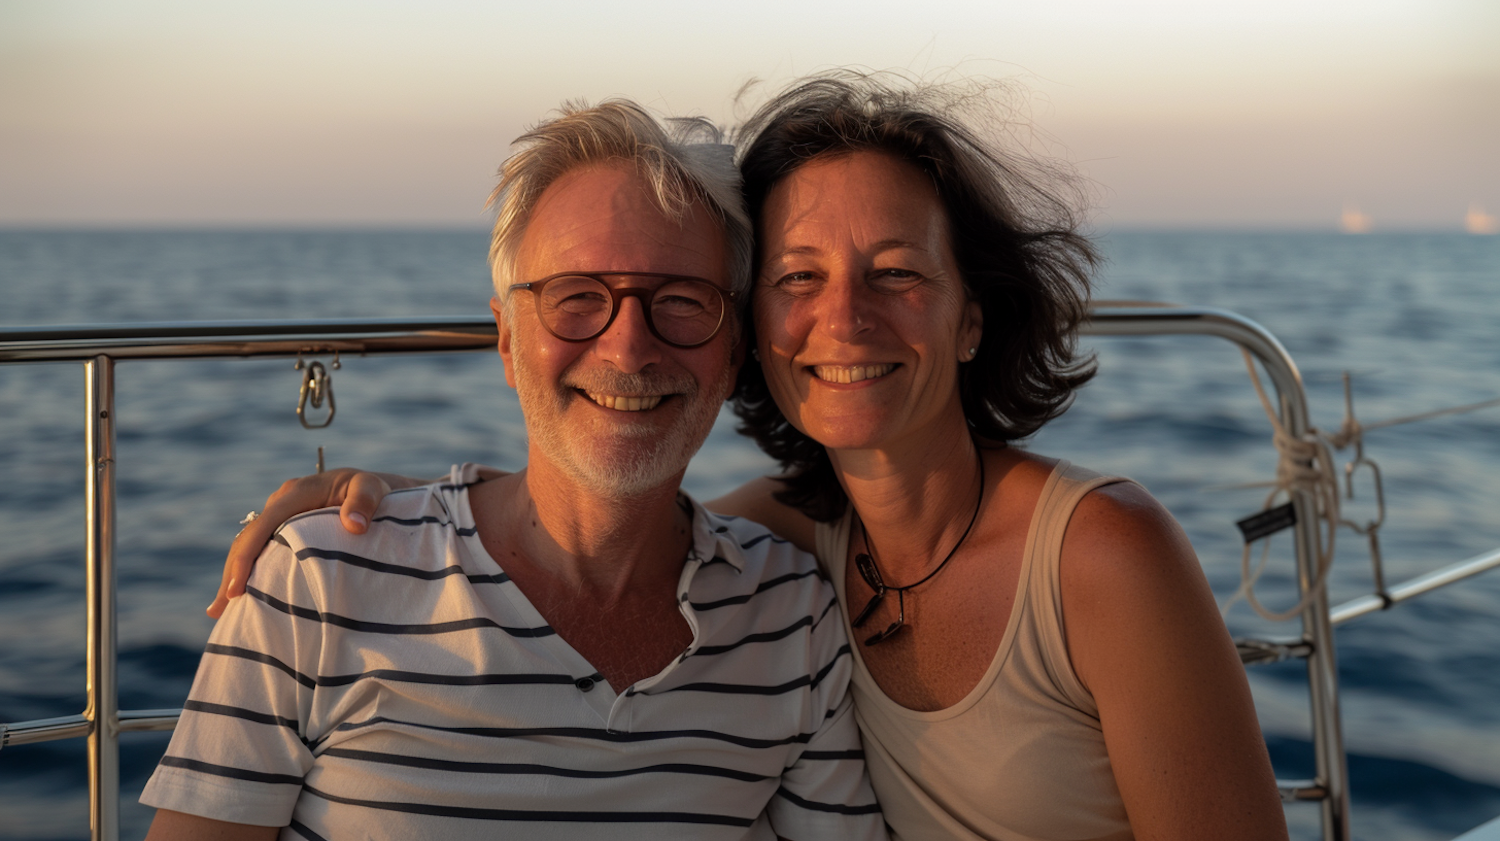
680 492 747 573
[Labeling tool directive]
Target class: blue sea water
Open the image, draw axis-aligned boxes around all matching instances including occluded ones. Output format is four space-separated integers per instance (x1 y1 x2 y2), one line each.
1 229 1498 840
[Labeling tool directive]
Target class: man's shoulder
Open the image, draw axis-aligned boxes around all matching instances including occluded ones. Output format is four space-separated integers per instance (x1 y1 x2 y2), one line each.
271 480 466 575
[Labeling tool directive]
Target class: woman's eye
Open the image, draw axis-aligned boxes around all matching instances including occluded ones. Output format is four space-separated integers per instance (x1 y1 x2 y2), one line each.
766 271 820 294
870 269 924 292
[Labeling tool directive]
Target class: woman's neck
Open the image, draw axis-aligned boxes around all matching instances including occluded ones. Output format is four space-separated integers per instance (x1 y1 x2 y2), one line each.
829 417 987 583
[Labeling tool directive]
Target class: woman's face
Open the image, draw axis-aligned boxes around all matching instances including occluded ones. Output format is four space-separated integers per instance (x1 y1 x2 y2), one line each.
753 150 983 453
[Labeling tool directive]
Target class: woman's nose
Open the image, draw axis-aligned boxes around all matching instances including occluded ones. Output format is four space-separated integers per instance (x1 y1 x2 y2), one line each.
815 273 874 343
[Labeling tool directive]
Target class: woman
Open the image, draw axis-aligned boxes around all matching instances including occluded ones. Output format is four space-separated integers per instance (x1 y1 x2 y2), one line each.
214 74 1287 840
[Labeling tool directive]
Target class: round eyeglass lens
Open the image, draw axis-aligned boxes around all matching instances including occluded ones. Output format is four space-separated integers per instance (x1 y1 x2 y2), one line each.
651 279 724 346
537 275 613 340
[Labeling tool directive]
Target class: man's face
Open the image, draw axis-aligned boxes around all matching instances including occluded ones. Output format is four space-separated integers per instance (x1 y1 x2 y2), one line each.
495 163 741 498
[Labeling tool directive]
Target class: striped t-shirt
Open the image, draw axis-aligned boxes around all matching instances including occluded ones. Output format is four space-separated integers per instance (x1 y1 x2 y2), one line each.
141 463 884 840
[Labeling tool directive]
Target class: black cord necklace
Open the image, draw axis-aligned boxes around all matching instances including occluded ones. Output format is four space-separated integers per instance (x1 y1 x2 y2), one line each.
851 451 986 646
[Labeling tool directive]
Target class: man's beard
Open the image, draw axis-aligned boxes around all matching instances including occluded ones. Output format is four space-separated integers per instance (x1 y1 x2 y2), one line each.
513 349 732 499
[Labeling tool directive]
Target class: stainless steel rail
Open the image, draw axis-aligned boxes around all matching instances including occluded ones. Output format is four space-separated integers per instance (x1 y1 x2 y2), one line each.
3 306 1497 841
1082 305 1350 841
0 316 498 363
1330 545 1500 626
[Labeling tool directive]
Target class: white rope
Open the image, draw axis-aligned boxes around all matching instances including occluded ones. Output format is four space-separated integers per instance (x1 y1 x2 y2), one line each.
1221 350 1342 622
1356 395 1500 433
1220 362 1500 622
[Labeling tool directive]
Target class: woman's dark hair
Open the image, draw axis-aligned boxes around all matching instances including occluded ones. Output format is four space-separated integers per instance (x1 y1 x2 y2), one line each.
732 72 1100 521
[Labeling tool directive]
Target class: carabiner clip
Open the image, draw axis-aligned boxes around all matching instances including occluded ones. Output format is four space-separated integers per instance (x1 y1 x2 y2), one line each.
296 358 336 429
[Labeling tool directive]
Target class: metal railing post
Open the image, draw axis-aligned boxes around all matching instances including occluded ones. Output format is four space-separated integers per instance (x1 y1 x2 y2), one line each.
1281 403 1352 841
85 356 119 841
1083 305 1353 840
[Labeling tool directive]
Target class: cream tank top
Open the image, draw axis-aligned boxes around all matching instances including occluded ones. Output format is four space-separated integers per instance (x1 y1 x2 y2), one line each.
815 461 1134 841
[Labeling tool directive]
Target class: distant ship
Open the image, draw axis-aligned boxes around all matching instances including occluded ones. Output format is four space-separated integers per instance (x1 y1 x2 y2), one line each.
1466 202 1499 235
1340 202 1372 234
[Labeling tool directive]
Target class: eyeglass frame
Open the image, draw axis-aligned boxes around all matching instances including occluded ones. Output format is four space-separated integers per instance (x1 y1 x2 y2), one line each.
507 271 739 349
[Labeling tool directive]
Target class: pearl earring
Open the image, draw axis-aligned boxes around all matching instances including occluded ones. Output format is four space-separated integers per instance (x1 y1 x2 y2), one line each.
967 347 977 359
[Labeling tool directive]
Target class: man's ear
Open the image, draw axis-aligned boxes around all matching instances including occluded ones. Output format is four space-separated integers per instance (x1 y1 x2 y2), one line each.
491 296 517 388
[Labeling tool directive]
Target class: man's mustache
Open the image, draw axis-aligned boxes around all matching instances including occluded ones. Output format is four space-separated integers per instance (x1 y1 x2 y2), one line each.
560 368 696 397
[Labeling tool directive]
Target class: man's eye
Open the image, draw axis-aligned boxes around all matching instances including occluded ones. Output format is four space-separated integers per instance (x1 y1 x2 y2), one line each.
552 291 610 314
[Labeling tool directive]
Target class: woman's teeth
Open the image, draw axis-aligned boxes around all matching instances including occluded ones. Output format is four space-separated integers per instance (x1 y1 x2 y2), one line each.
812 364 896 384
586 392 663 411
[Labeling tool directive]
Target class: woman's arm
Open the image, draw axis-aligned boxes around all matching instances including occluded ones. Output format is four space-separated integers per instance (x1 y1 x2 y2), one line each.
1061 483 1288 841
211 470 819 618
210 466 504 617
145 810 280 841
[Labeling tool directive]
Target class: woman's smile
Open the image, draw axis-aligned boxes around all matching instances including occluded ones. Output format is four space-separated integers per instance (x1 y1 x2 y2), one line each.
810 363 898 384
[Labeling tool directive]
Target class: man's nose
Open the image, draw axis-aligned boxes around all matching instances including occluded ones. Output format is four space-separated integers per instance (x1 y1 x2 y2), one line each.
592 296 664 373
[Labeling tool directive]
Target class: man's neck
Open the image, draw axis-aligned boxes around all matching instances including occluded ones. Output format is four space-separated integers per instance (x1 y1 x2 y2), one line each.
470 459 694 602
467 460 698 690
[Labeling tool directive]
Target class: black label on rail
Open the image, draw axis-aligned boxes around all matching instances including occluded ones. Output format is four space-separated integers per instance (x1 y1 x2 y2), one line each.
1236 502 1298 543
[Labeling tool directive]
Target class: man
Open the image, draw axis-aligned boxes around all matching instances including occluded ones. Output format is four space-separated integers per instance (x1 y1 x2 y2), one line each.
141 102 883 840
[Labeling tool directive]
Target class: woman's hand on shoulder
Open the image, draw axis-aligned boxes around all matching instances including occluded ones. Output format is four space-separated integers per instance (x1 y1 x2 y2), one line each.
1061 483 1288 841
207 467 504 618
705 476 817 554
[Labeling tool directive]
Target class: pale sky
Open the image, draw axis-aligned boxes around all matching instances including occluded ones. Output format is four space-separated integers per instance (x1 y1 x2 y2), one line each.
2 0 1496 229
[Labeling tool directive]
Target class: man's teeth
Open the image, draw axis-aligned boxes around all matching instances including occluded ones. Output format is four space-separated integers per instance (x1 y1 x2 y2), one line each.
586 392 663 411
812 364 896 384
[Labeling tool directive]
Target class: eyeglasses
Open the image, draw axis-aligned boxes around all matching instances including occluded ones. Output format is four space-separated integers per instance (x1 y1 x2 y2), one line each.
851 551 905 645
508 272 737 349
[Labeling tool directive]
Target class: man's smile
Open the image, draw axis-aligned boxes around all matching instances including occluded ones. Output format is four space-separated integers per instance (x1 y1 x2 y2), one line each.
581 390 666 411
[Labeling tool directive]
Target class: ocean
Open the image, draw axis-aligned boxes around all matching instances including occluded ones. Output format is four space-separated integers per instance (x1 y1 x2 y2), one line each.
1 229 1498 840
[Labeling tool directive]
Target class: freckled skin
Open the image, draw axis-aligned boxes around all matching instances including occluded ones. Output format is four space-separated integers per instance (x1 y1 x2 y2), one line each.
754 152 981 456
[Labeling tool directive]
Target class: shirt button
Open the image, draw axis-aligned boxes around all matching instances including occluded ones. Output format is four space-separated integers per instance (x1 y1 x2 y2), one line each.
575 677 596 692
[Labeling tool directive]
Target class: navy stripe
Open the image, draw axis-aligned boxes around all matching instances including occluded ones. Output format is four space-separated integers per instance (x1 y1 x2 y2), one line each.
799 749 865 761
693 615 813 656
738 532 789 550
313 715 816 752
287 819 329 841
183 699 300 732
692 596 840 658
277 536 493 583
690 569 823 611
775 787 883 816
206 643 316 689
316 669 578 689
303 784 754 826
671 643 851 696
207 641 578 691
372 514 478 536
246 584 551 638
159 755 303 786
321 747 772 782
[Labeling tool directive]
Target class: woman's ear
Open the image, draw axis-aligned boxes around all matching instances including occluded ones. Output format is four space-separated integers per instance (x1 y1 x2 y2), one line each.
960 297 984 362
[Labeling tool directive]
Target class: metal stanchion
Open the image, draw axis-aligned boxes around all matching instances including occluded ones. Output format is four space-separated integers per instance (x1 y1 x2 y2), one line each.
85 356 119 841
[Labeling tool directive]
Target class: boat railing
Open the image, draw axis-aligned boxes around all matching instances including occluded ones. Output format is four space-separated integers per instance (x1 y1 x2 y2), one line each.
3 305 1498 841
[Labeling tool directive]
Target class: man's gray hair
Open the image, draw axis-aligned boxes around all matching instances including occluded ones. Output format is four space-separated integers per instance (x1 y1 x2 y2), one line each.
487 100 753 311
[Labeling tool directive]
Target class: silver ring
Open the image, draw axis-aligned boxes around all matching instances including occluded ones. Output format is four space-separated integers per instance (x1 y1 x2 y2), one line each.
235 510 260 537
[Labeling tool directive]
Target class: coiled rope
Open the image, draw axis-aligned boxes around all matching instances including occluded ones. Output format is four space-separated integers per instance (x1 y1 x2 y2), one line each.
1224 352 1500 622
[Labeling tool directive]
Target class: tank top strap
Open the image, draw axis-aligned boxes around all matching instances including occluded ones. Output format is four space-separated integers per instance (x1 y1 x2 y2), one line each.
1021 460 1131 716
